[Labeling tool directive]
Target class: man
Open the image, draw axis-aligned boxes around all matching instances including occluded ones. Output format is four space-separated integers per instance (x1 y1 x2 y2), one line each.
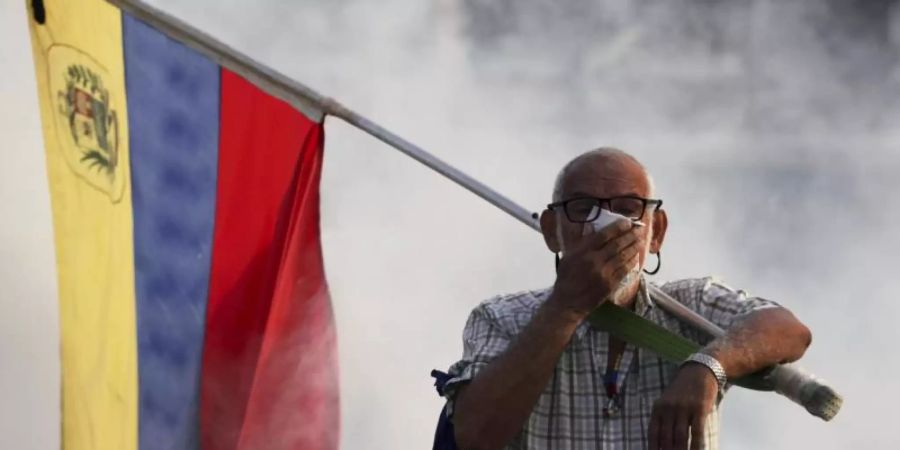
440 148 812 450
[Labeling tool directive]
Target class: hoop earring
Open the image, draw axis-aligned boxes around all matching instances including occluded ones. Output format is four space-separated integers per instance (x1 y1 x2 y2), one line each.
643 251 661 275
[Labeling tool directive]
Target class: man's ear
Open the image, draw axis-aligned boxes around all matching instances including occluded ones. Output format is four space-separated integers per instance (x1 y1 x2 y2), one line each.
649 208 668 254
540 209 561 253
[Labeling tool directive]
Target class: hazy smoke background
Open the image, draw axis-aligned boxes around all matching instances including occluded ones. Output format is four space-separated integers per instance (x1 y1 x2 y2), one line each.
2 0 899 448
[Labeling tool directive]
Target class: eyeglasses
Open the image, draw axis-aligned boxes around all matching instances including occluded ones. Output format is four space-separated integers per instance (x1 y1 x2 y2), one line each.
547 196 663 223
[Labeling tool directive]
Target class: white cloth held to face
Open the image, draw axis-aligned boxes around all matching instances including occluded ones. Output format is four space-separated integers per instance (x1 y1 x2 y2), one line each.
583 206 649 306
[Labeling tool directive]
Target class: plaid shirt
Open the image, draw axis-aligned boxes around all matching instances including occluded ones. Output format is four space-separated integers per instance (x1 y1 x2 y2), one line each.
442 277 780 450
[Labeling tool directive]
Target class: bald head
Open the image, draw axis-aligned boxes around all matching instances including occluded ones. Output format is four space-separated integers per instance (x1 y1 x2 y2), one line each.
552 148 655 202
541 147 667 270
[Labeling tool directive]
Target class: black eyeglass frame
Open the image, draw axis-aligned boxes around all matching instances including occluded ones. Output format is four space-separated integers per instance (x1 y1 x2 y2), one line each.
547 195 663 223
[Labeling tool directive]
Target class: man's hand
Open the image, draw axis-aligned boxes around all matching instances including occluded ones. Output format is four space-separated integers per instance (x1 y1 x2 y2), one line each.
549 219 643 317
649 364 720 450
647 307 812 450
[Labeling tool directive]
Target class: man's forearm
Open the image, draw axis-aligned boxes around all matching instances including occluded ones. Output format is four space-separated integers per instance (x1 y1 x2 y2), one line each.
702 307 812 379
453 297 583 450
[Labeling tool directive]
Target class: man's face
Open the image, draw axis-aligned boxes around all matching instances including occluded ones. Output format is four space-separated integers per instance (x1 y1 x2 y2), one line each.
542 154 667 272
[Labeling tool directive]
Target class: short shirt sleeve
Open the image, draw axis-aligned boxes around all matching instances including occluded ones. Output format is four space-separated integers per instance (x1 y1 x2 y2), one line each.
661 277 782 332
441 302 513 416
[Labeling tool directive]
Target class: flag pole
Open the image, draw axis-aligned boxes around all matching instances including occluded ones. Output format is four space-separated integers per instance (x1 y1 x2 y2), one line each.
108 0 840 420
321 100 541 231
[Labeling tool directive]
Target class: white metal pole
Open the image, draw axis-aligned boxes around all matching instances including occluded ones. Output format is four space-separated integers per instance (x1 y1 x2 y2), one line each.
322 99 541 231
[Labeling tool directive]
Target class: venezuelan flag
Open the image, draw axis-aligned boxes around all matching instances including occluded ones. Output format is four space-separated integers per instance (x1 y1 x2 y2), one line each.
26 1 339 449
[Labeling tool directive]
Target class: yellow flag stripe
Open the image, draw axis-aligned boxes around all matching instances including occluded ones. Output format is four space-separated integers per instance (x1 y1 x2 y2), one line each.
26 1 137 449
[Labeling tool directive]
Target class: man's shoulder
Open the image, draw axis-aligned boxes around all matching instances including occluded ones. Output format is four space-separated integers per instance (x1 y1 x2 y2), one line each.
654 276 727 304
476 287 554 316
469 287 554 335
654 275 778 320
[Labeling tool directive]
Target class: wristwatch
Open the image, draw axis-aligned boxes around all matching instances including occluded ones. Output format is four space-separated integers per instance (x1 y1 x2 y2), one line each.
683 353 727 390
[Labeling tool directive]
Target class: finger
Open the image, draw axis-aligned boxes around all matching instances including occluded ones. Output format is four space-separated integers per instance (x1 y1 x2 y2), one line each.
649 406 662 450
592 230 639 262
575 222 640 261
690 414 706 450
615 244 642 268
658 407 674 450
605 249 640 282
597 239 639 272
673 412 690 450
586 218 633 248
582 240 638 279
610 240 642 270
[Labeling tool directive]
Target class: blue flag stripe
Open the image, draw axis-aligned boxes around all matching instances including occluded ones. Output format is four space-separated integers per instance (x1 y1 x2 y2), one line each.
123 13 220 450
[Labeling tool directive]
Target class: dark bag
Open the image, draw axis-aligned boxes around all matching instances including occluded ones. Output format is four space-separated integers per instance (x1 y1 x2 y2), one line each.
431 370 459 450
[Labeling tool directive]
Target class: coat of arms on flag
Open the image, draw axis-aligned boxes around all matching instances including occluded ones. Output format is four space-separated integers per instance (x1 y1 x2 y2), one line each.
49 46 124 201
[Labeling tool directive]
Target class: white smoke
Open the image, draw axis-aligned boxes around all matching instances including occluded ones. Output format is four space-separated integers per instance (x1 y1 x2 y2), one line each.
2 0 899 449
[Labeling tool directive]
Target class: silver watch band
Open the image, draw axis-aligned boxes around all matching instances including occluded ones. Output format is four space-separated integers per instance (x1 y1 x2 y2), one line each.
683 353 727 389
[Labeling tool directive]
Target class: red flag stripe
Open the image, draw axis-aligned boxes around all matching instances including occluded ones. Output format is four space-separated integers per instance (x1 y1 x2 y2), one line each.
238 124 339 450
201 68 337 450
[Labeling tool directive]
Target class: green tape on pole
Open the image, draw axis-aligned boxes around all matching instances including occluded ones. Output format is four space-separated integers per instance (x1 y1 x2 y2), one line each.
587 302 773 391
587 302 699 362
